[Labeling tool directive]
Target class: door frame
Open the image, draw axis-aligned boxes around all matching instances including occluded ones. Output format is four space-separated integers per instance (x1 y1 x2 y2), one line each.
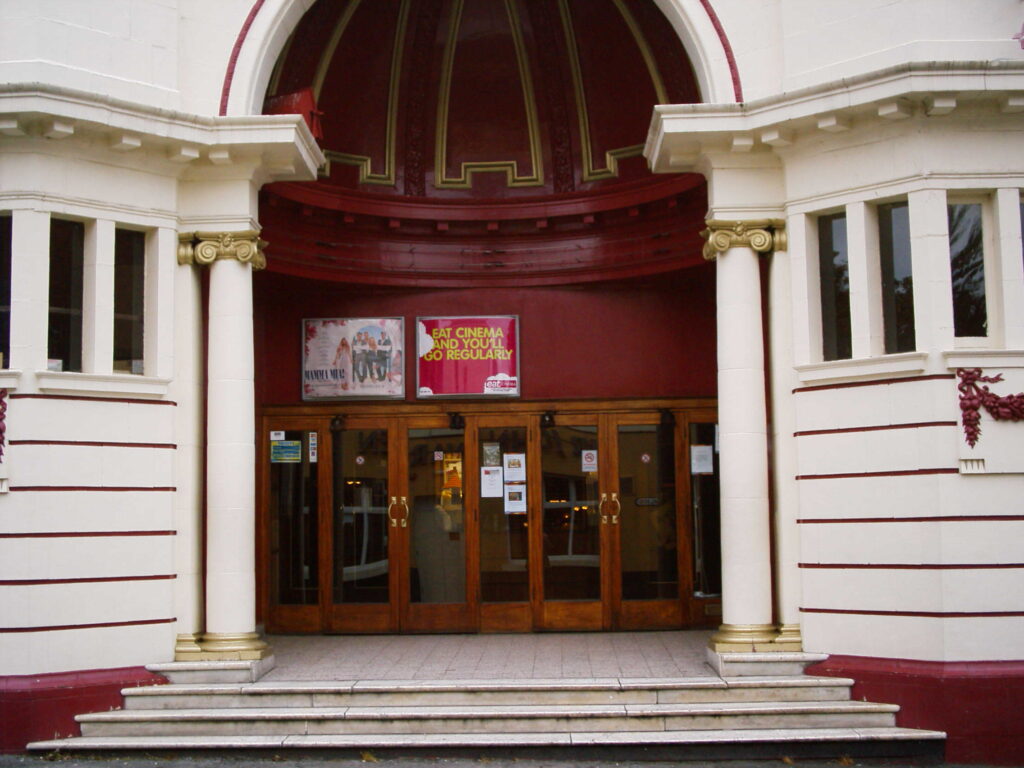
258 398 720 633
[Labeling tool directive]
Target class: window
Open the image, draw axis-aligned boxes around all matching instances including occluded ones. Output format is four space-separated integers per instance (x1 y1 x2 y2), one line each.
0 216 10 368
114 229 145 374
47 219 84 372
818 212 851 360
947 202 987 337
878 201 915 353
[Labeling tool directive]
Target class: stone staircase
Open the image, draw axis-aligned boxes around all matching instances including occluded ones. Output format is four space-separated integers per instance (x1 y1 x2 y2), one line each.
28 652 945 758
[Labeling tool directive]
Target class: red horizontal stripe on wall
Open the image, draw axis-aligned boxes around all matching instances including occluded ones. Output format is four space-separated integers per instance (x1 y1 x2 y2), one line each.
0 574 177 586
794 373 954 394
794 421 957 437
801 607 1024 618
796 468 958 480
799 562 1024 570
0 530 175 538
798 515 1024 524
9 394 176 406
10 486 176 492
0 618 176 633
10 440 176 449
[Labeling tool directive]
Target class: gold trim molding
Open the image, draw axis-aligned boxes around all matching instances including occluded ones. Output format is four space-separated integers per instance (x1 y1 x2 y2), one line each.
320 0 410 186
560 0 667 182
701 219 787 261
178 231 267 271
434 0 543 188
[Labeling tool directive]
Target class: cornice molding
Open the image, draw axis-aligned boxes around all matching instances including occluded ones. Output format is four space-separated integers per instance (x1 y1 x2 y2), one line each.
701 218 786 261
178 231 267 271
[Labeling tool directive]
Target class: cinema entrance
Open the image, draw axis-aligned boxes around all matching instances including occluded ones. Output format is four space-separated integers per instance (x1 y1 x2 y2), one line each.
260 400 722 634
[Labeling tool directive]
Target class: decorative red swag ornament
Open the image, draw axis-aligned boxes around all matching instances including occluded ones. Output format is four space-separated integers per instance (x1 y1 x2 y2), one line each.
957 368 1024 448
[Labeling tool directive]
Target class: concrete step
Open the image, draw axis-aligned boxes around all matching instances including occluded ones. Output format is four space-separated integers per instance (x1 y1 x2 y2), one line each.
146 657 275 684
122 676 855 709
29 725 946 752
707 651 829 677
78 699 899 737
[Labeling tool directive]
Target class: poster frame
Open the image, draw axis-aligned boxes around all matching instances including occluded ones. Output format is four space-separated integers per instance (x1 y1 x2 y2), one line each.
415 314 521 400
301 316 406 401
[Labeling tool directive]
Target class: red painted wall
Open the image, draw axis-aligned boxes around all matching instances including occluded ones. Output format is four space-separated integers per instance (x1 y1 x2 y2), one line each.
0 667 166 753
807 655 1024 765
254 265 717 405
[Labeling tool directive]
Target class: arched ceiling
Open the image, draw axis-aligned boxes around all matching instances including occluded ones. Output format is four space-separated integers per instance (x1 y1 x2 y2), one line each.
260 0 708 286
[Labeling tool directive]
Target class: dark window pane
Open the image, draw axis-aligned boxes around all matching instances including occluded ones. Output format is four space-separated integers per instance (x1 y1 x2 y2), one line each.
690 423 720 596
48 219 84 372
948 203 987 337
0 216 10 368
619 423 678 601
878 202 915 353
408 427 465 604
541 425 599 601
479 426 528 603
818 213 851 360
270 430 319 606
334 429 389 603
114 229 145 374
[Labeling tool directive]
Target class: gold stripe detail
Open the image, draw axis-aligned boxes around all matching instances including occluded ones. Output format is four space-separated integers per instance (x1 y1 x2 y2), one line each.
559 0 665 181
312 0 363 101
322 0 410 186
611 0 667 104
434 0 543 189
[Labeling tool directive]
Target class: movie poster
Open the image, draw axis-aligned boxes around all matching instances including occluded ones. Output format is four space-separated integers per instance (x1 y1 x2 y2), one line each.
416 316 519 398
302 317 404 400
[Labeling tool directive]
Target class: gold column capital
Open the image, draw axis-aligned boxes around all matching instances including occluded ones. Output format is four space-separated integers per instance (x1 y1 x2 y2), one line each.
701 218 787 261
178 230 267 271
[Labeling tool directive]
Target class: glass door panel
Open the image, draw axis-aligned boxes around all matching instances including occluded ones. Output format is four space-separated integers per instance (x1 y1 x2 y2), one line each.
541 424 600 601
333 427 390 604
478 425 529 603
617 423 678 601
269 429 319 606
407 427 466 604
690 421 721 597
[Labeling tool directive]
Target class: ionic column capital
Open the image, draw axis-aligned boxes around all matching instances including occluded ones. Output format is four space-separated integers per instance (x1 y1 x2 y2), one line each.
178 230 267 271
701 219 787 261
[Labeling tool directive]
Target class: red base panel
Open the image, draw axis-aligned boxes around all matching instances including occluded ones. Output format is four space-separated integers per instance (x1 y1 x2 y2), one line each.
806 655 1024 765
0 666 167 753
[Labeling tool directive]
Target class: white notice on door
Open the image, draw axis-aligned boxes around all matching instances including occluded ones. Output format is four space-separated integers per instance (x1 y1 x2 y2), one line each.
481 467 503 497
691 444 714 475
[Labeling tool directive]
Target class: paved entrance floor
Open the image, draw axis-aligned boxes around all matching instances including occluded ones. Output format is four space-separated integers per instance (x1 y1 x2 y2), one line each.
262 630 715 681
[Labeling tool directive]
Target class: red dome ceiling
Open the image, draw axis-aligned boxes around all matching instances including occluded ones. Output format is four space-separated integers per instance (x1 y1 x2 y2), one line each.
260 0 708 286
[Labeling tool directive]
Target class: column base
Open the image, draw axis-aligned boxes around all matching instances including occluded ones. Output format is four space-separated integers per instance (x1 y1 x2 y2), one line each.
708 623 781 653
773 623 804 651
186 632 272 661
173 632 205 660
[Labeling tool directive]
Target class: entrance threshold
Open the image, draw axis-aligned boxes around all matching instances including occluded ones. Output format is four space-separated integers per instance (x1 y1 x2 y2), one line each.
261 630 715 681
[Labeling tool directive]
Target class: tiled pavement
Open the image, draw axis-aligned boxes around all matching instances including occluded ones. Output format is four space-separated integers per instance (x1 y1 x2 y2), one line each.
262 630 715 681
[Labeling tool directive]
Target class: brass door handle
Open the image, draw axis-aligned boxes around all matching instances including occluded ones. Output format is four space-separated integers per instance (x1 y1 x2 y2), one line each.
387 496 399 527
397 496 408 528
609 492 620 525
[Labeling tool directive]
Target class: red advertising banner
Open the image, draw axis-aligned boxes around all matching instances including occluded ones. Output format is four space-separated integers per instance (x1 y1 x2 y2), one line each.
417 316 519 398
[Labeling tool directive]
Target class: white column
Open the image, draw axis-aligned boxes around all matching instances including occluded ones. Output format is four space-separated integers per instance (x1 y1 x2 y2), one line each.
706 220 778 650
201 253 266 657
172 239 204 659
82 219 115 375
9 209 50 377
768 246 802 648
994 188 1024 349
